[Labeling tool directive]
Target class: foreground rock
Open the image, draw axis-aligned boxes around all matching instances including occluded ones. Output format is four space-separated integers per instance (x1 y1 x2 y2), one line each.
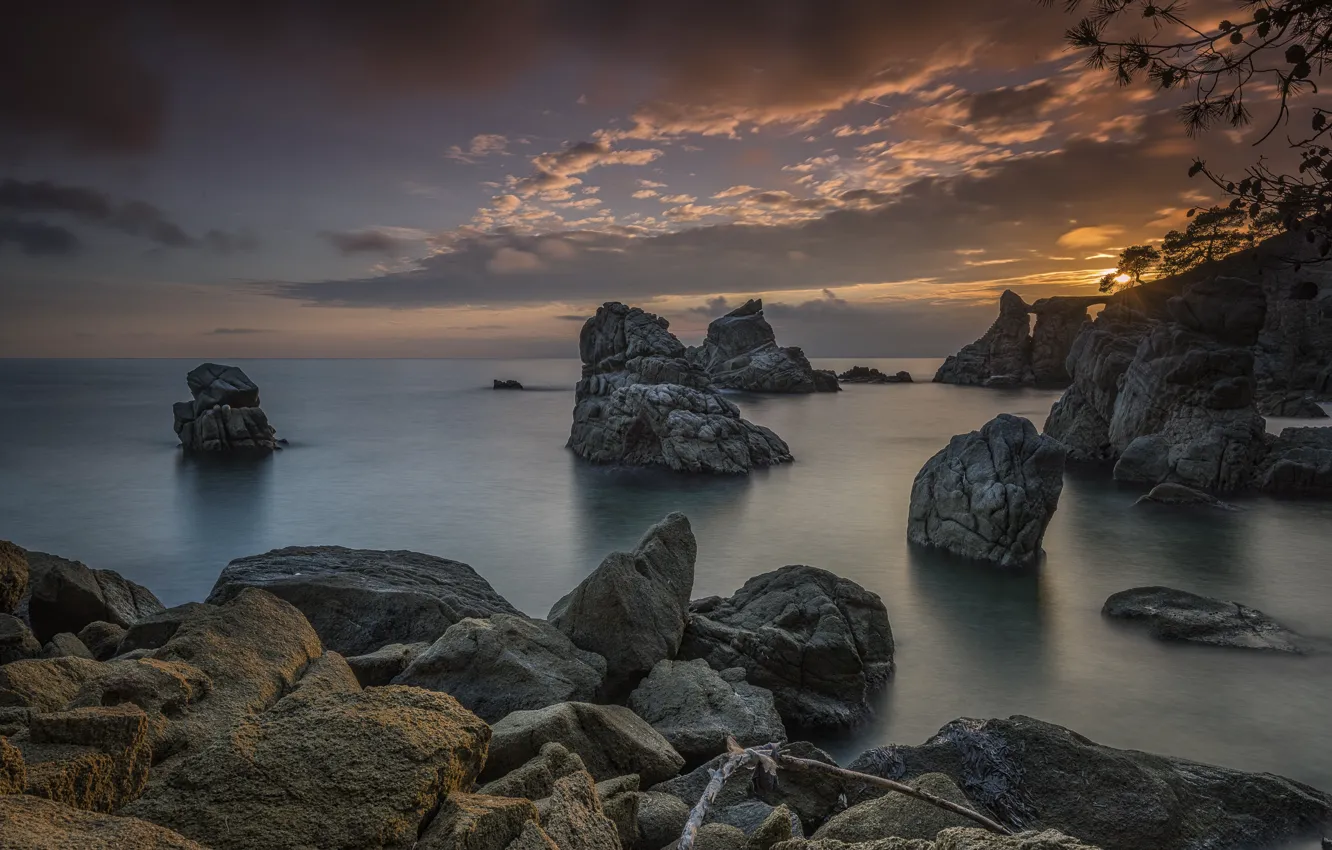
908 414 1066 567
172 362 278 452
776 827 1102 849
849 715 1331 850
687 299 840 393
0 794 208 849
838 366 913 384
812 773 976 841
9 703 152 812
567 301 792 473
1103 586 1308 652
207 545 521 656
1 541 28 614
1 614 41 665
1257 426 1332 496
21 551 164 644
680 565 893 729
549 512 696 693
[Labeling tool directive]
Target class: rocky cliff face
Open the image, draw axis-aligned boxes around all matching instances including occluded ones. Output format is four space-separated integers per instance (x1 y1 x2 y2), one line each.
172 364 278 452
686 299 840 393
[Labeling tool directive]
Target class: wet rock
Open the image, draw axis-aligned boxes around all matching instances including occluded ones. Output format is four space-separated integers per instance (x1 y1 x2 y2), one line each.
687 299 840 393
21 551 164 643
907 414 1066 567
1 614 41 665
494 379 525 389
344 641 428 688
934 291 1033 386
627 659 786 763
40 633 92 660
479 741 588 800
0 794 208 849
75 622 125 661
838 367 913 384
173 362 278 451
207 545 521 656
12 704 151 812
0 541 28 615
680 565 893 730
567 301 792 473
1103 586 1308 652
1258 426 1332 496
1133 482 1235 509
812 773 974 841
417 792 540 850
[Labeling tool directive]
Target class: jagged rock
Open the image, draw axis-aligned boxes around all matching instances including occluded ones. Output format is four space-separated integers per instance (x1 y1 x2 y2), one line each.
1043 310 1150 461
1133 482 1234 509
113 603 210 656
907 414 1066 567
123 683 491 850
636 791 692 850
173 362 278 451
344 641 428 687
687 299 840 393
207 545 521 656
838 366 913 384
568 302 792 473
627 659 786 763
680 566 893 730
850 715 1330 850
1028 297 1104 384
596 774 643 850
549 512 696 694
1258 391 1328 418
63 657 212 760
537 770 624 850
749 805 803 849
934 291 1033 386
494 379 524 390
1103 586 1308 652
417 792 540 850
0 541 28 615
393 614 606 722
482 702 684 787
1258 427 1332 495
2 734 25 793
11 704 151 812
479 741 587 800
74 622 125 662
21 551 164 644
40 633 92 660
812 773 974 841
1 614 41 665
812 370 842 392
0 794 208 849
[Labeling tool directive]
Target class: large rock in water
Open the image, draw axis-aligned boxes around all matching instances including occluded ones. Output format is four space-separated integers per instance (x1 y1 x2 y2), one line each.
567 301 792 473
20 551 164 644
172 362 278 452
686 299 840 393
907 414 1066 567
849 715 1331 850
1102 586 1309 652
548 512 696 693
1258 426 1332 495
934 291 1034 386
679 565 894 729
1028 296 1104 384
207 545 521 656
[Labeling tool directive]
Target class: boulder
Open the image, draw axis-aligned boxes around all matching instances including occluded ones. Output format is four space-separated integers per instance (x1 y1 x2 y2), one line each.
482 702 684 787
75 622 126 661
344 641 428 687
0 541 28 614
749 805 803 849
636 790 692 850
596 774 643 850
417 792 540 850
40 633 92 660
668 822 747 850
113 603 210 656
393 614 606 722
537 769 624 850
1133 482 1234 510
1257 391 1328 418
11 704 151 812
2 734 25 793
934 291 1033 386
1258 427 1332 496
838 367 913 384
478 741 588 800
771 828 1100 849
567 301 792 473
1043 313 1150 462
0 794 208 849
63 657 212 760
627 659 786 763
549 512 696 693
686 299 840 393
1 614 41 665
494 379 525 390
21 551 164 643
1166 276 1268 345
0 657 106 712
1102 586 1308 652
680 565 893 730
907 414 1066 567
122 684 491 850
207 545 521 656
812 773 974 841
173 362 278 451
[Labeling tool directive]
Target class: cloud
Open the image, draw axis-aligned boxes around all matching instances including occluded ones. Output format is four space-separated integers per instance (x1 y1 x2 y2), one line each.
320 227 430 255
1056 225 1126 249
713 186 759 199
0 218 80 256
445 134 509 163
487 247 545 274
511 140 663 199
208 327 272 334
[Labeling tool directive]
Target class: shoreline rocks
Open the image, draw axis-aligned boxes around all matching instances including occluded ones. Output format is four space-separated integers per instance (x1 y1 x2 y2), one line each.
1103 586 1309 652
172 363 278 452
686 299 841 393
838 366 913 384
19 550 164 644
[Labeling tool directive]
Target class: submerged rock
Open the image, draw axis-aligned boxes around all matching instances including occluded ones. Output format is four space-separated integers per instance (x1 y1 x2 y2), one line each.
687 299 840 393
567 301 792 473
838 366 913 384
1133 482 1235 510
907 414 1066 567
1103 586 1308 652
172 362 278 452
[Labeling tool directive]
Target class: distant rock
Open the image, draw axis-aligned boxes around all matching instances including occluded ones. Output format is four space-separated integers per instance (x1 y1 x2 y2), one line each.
172 362 278 452
838 366 913 384
1258 426 1332 496
908 414 1066 567
493 379 524 390
1133 482 1235 510
686 299 840 393
567 301 792 473
21 550 164 644
207 545 521 657
679 565 893 729
935 290 1033 386
1103 586 1309 652
1258 391 1328 418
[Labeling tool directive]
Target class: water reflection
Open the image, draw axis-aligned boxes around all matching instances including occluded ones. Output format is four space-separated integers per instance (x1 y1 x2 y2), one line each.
171 452 273 599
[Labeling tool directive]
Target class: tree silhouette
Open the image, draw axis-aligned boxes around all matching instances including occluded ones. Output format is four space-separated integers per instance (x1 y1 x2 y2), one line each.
1099 244 1161 292
1159 207 1283 275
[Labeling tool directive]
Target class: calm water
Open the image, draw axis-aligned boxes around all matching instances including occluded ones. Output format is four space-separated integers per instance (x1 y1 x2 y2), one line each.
2 358 1330 842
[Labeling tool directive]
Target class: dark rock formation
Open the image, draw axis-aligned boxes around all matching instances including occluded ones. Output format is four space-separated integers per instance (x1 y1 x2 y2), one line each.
1 613 41 665
172 363 278 452
567 302 792 473
686 299 840 393
1258 426 1332 495
0 540 28 615
1029 296 1107 384
838 366 913 384
1133 482 1235 510
908 414 1066 567
20 551 164 644
1103 586 1308 652
206 545 521 657
679 565 893 730
934 291 1034 386
493 379 524 389
1257 391 1328 417
344 642 428 688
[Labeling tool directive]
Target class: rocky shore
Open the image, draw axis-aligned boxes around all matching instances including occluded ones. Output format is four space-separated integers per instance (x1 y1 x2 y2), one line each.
2 522 1328 850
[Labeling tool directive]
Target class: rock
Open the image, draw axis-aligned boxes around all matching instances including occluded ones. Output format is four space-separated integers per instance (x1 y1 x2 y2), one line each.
393 614 606 722
123 684 491 850
749 805 803 849
680 565 893 730
567 301 792 473
64 656 212 760
812 370 842 392
479 741 588 800
1103 586 1308 652
494 379 525 389
0 794 208 849
11 704 151 812
417 792 540 850
537 769 623 850
344 641 428 687
21 551 164 644
907 414 1066 568
0 541 28 615
855 715 1330 850
1258 426 1332 495
838 367 913 384
1028 297 1104 384
1133 482 1235 509
627 659 786 763
173 362 278 451
1166 276 1268 345
934 291 1034 386
112 603 210 656
549 512 696 694
40 633 92 660
773 828 1102 849
509 822 561 849
1258 391 1328 418
812 773 974 841
0 657 106 712
669 822 748 850
207 545 521 656
596 774 643 850
687 299 840 394
2 734 24 793
1043 312 1150 462
636 790 692 850
482 702 684 787
75 622 125 662
1 614 41 665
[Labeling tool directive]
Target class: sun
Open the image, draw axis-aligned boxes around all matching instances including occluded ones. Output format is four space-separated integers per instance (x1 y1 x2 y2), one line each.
1113 273 1132 285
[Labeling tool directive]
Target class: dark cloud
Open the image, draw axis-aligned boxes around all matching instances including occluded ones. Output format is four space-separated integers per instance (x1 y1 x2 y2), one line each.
320 228 422 255
966 82 1057 124
0 218 80 256
203 230 260 254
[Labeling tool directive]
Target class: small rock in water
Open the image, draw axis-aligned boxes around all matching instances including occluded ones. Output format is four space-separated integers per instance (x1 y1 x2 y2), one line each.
837 366 913 384
1103 586 1308 653
1133 482 1236 510
493 379 524 390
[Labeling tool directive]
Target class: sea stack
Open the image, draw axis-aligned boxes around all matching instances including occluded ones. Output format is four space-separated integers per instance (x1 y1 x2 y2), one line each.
173 363 278 452
686 299 840 392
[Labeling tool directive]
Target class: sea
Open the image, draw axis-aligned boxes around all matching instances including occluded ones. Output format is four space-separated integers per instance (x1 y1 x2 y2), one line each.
2 357 1330 846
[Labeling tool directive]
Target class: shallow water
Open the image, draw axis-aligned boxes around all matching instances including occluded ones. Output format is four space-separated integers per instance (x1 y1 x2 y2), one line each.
2 358 1330 846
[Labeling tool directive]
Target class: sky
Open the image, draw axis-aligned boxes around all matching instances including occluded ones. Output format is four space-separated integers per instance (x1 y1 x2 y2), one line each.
0 0 1311 358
